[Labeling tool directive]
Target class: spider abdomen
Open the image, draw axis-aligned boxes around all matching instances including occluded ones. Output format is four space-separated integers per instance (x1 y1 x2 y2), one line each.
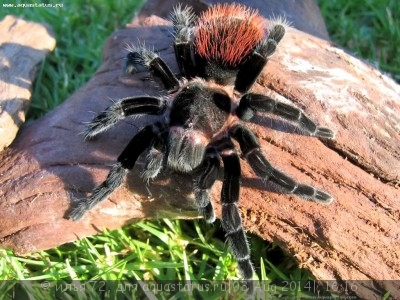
195 3 265 67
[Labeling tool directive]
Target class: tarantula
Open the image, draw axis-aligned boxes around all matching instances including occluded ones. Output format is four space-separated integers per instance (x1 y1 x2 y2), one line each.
69 3 334 290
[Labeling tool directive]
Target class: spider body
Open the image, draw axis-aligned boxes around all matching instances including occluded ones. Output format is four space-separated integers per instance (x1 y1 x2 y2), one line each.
69 3 334 291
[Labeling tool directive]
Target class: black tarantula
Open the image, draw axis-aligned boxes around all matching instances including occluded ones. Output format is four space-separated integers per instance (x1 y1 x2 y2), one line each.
69 3 334 290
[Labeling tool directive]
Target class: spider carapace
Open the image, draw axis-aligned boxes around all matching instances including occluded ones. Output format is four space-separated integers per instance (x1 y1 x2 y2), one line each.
69 3 335 292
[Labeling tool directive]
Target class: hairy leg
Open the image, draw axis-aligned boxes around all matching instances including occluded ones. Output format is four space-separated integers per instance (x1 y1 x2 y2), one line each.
141 132 168 181
69 125 157 220
230 123 333 203
218 139 254 292
84 96 165 139
234 21 286 94
170 4 197 77
125 46 180 92
193 149 220 222
236 93 335 138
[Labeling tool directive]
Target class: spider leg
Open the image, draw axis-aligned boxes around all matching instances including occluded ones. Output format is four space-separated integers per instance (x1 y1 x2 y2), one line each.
230 124 333 203
84 96 165 139
218 139 254 291
236 93 335 139
141 132 167 181
69 125 157 221
193 149 220 223
125 47 180 92
170 4 197 77
234 22 286 94
141 146 165 181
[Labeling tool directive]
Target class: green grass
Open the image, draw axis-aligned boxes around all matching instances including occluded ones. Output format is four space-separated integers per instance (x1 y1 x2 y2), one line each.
1 0 399 299
2 0 143 119
317 0 400 82
1 219 317 299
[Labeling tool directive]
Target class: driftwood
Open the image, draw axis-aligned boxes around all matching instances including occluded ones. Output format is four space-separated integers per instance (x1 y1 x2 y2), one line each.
0 15 56 150
0 0 399 298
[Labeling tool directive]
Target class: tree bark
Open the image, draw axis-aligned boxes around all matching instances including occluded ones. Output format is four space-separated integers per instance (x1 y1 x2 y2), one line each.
0 15 56 150
0 1 399 299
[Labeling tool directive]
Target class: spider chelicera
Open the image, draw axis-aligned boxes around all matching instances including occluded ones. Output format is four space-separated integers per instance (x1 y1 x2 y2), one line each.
69 3 334 290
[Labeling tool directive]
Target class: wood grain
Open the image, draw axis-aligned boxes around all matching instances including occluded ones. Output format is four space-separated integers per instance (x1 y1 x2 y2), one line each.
0 15 55 150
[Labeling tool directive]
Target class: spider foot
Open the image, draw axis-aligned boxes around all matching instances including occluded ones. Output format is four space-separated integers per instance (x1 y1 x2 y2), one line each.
267 16 289 44
195 189 216 223
294 183 333 204
170 4 196 29
68 201 89 221
141 147 164 181
314 189 334 204
314 126 335 139
124 50 143 74
268 23 286 44
256 38 277 59
83 105 123 140
68 163 126 221
199 202 216 223
125 45 180 92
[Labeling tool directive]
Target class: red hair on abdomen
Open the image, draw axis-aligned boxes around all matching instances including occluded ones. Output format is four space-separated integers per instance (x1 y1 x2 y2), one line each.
194 3 265 67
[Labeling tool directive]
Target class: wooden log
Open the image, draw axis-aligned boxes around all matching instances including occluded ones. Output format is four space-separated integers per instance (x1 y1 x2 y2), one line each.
0 15 56 150
0 1 399 298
